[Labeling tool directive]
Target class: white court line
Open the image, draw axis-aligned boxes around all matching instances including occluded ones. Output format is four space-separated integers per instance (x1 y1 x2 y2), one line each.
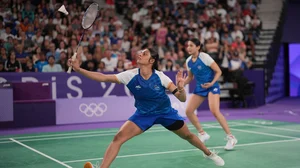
0 126 168 141
0 123 296 144
230 121 300 133
62 138 300 163
10 138 72 168
0 124 230 144
0 127 195 144
206 124 298 139
0 123 226 141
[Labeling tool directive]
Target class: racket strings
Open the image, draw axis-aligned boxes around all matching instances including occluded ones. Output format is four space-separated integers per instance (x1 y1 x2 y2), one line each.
82 3 99 29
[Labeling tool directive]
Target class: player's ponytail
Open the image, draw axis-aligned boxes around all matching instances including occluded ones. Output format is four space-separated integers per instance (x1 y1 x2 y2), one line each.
149 48 159 71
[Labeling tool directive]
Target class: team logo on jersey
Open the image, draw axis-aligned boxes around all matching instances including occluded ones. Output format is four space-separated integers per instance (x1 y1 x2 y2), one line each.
197 65 202 70
135 85 141 90
213 88 218 92
153 85 160 90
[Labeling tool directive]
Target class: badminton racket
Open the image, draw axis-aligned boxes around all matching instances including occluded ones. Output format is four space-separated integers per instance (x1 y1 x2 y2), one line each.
67 2 99 73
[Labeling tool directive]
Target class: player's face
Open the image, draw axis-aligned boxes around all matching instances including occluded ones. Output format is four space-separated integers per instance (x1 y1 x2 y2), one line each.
186 41 200 55
137 49 152 65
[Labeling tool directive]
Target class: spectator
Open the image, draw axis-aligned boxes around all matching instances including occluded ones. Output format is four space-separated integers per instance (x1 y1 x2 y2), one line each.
0 47 8 62
23 60 35 72
4 51 22 72
0 61 5 72
101 50 118 72
42 55 63 72
115 60 125 72
34 52 48 72
0 0 261 77
46 43 60 60
161 59 176 71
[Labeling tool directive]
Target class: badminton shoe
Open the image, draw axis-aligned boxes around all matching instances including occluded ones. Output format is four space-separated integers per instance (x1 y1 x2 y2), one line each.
224 134 238 150
203 150 225 166
84 161 100 168
198 132 210 143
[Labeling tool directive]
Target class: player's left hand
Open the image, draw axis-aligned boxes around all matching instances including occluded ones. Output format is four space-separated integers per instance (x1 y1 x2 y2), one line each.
176 70 187 90
201 82 213 89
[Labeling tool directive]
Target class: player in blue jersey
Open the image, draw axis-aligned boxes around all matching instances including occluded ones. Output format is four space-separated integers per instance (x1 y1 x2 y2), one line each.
184 38 237 150
68 48 225 168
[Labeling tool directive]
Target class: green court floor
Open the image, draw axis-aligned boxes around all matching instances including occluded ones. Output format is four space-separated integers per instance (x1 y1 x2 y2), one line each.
1 119 300 168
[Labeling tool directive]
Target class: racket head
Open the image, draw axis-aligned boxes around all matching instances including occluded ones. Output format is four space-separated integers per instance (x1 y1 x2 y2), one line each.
82 2 99 29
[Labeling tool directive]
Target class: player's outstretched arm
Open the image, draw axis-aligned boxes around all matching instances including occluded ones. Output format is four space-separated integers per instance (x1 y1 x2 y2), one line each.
68 58 119 83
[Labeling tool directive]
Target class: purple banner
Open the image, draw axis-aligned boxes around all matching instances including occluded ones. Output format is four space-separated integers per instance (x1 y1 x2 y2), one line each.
0 84 13 122
0 70 264 106
0 71 187 99
55 95 196 125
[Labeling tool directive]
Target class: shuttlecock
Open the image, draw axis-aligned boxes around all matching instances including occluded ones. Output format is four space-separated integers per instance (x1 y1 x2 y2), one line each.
58 5 69 15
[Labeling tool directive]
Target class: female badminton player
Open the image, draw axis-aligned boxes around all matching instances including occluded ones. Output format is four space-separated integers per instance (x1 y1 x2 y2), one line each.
184 38 237 150
68 48 225 167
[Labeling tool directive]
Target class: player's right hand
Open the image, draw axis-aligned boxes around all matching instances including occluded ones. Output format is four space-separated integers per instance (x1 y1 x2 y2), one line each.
68 58 80 72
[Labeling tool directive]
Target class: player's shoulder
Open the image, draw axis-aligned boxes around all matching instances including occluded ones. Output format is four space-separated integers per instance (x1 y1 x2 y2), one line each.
123 68 139 75
199 52 214 66
199 52 210 58
154 70 171 79
154 69 166 77
186 55 192 63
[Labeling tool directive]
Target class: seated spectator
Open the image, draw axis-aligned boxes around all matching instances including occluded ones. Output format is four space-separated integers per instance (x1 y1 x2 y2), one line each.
42 55 63 72
115 60 125 72
245 31 256 59
0 47 8 62
0 61 5 72
221 31 233 45
97 61 107 72
205 37 220 63
34 52 48 72
228 51 247 81
161 59 176 71
175 50 186 68
231 24 244 40
101 50 118 72
46 43 60 60
23 60 35 72
57 51 68 71
238 47 252 69
231 36 246 50
4 51 22 72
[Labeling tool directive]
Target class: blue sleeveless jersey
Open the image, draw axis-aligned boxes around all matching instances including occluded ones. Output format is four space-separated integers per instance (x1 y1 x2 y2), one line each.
116 68 175 115
186 52 220 96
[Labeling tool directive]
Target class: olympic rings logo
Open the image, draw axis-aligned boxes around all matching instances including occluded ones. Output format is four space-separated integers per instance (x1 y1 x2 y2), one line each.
79 103 108 117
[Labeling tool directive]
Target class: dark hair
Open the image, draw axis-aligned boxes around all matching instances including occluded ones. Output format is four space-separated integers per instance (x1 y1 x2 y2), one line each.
148 48 159 70
189 38 203 51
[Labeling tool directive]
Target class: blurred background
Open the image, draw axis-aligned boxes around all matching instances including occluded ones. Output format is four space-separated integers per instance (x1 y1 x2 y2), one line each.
1 1 300 168
0 0 299 129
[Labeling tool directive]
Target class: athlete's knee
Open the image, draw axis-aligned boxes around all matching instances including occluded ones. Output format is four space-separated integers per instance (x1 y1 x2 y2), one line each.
185 108 195 115
210 109 221 117
112 131 127 144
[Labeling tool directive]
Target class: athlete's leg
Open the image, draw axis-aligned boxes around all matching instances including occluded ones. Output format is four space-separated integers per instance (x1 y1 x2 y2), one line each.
168 121 225 166
208 92 231 134
88 121 143 168
208 92 237 150
169 121 210 154
185 94 211 142
185 94 206 133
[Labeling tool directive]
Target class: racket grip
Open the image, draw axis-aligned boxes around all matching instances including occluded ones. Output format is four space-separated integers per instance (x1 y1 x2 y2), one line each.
67 52 77 74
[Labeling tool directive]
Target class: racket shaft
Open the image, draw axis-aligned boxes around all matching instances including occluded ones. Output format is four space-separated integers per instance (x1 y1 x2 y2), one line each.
67 31 85 73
